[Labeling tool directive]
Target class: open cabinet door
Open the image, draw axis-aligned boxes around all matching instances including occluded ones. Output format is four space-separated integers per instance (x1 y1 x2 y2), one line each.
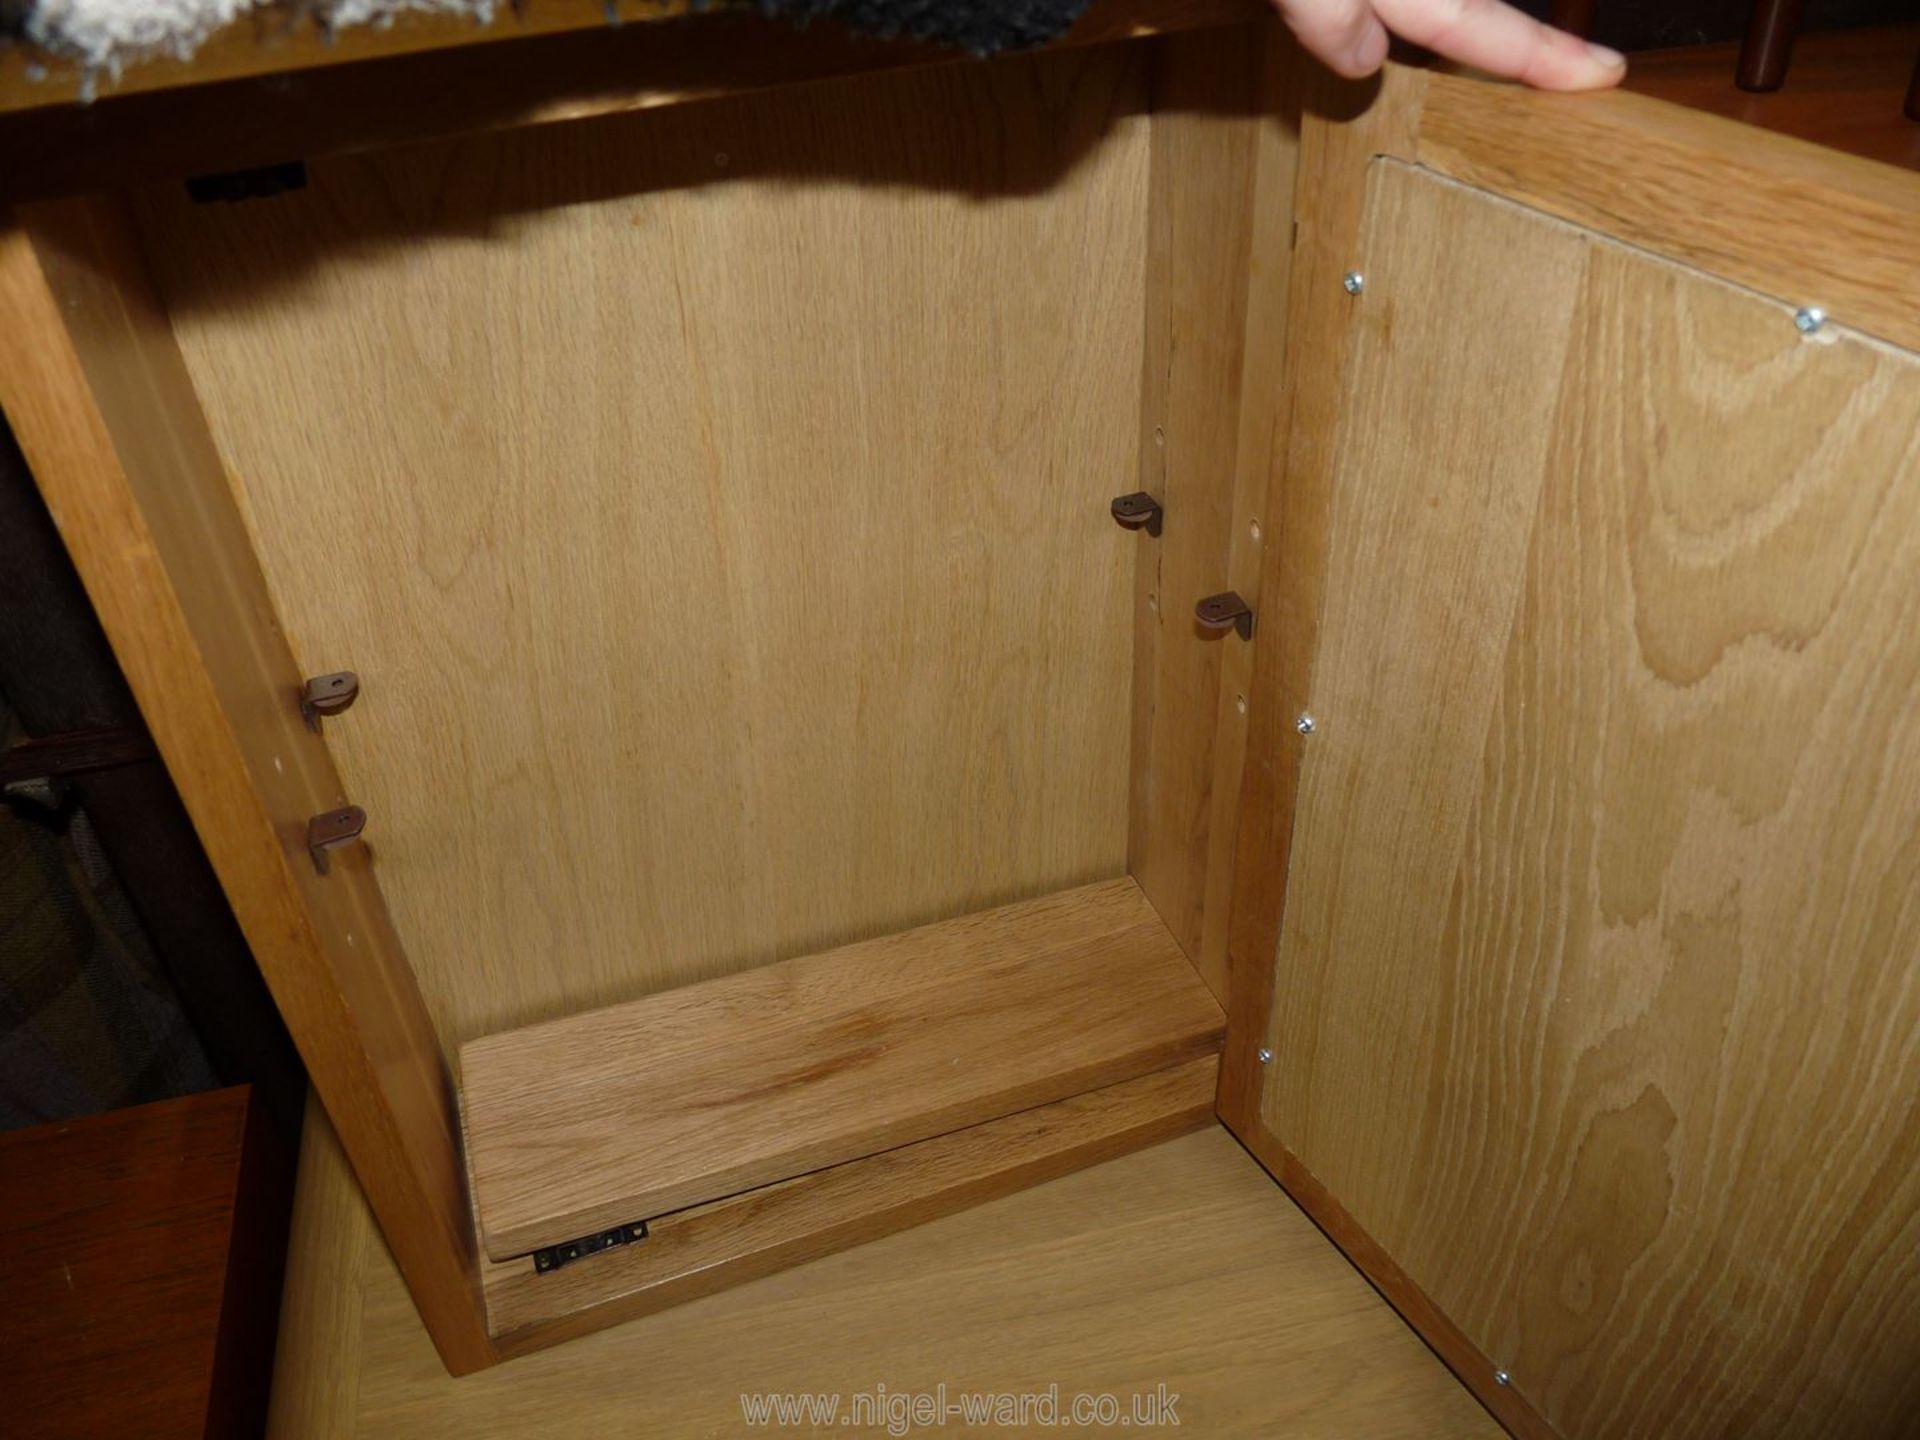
1220 70 1920 1440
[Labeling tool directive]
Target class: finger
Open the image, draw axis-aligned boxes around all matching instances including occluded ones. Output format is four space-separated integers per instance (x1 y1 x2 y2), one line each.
1276 0 1393 79
1372 0 1626 90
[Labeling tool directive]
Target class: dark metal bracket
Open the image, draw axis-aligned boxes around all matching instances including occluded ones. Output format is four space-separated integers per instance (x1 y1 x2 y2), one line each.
301 671 360 732
306 805 367 876
185 160 308 204
1195 591 1255 640
1110 492 1164 537
532 1220 650 1275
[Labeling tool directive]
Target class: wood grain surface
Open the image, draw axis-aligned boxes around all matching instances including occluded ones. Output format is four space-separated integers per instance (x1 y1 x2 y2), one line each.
1419 66 1920 353
483 1055 1220 1354
1220 63 1425 1131
0 0 1264 205
1216 73 1556 1438
0 1089 274 1440
1192 29 1305 1003
131 46 1151 1055
462 878 1224 1257
0 0 1261 120
1625 24 1920 175
1260 161 1920 1440
267 1096 373 1440
1130 22 1301 1002
275 1104 1499 1439
0 203 494 1373
1130 27 1261 986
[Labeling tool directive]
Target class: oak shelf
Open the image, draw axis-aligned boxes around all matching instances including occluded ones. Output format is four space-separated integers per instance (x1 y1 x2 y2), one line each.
480 1055 1220 1352
461 878 1225 1261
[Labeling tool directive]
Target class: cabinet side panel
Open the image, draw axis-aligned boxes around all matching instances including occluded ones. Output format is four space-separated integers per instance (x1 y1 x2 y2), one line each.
1131 21 1302 1000
0 205 492 1373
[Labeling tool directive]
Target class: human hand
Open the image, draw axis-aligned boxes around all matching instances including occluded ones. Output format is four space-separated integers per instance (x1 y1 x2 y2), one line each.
1270 0 1627 90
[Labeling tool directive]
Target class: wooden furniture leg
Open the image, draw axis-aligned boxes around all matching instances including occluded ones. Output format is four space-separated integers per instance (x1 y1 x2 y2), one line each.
1737 0 1801 91
1549 0 1596 40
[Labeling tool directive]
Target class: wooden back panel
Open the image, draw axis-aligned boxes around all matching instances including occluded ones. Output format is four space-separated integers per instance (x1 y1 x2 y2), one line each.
1258 160 1920 1438
129 47 1152 1053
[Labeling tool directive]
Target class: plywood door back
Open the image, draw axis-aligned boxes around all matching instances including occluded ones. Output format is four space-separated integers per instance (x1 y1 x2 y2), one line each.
129 47 1151 1052
1260 161 1920 1439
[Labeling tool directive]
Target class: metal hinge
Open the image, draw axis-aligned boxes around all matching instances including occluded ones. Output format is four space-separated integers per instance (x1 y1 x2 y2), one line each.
532 1220 649 1275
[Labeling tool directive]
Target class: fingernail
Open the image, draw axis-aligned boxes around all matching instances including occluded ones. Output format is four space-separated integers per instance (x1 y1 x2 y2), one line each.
1352 28 1390 74
1585 40 1626 68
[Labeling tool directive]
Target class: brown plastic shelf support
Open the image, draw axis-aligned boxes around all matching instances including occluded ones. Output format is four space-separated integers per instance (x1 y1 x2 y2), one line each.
1194 591 1254 640
306 805 367 876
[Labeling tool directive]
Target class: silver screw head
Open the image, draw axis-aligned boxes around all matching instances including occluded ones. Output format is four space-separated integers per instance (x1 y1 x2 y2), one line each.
1343 271 1365 296
1296 713 1316 736
1494 1370 1512 1387
1257 1047 1274 1065
1794 306 1826 335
